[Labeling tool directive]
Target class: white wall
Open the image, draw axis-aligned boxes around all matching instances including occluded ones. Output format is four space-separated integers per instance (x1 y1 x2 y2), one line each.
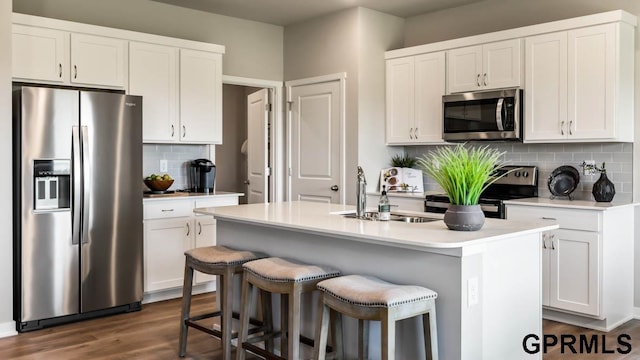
0 0 15 337
284 8 405 200
13 0 284 80
405 0 640 307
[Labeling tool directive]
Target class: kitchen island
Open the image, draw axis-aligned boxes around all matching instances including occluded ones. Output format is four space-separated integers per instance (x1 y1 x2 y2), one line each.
195 201 558 360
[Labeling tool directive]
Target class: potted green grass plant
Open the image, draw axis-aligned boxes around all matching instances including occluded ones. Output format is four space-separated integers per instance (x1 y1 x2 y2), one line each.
417 144 509 231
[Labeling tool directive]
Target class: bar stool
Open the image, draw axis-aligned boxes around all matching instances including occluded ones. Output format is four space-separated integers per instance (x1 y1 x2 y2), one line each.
314 275 438 360
236 257 340 360
179 245 267 360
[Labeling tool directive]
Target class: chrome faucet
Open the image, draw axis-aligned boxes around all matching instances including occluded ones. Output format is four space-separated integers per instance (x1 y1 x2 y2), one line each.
356 166 367 218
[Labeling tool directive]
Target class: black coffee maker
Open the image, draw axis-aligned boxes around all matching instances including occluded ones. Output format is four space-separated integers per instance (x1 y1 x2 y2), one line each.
189 159 216 193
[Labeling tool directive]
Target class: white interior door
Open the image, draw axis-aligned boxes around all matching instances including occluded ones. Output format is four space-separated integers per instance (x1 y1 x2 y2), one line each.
288 78 343 203
247 88 269 204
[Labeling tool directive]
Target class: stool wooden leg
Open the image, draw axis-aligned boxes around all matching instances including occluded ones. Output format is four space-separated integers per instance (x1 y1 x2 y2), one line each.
280 294 289 359
221 269 234 360
179 262 194 357
358 319 368 360
313 295 329 360
260 289 274 353
331 309 344 360
288 288 302 360
236 273 253 360
423 304 438 360
381 314 395 360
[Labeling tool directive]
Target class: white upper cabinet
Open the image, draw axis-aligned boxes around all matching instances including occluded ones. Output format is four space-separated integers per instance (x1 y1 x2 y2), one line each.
386 52 446 145
179 49 223 144
447 39 521 93
70 33 127 87
525 23 634 142
129 42 179 142
12 25 68 83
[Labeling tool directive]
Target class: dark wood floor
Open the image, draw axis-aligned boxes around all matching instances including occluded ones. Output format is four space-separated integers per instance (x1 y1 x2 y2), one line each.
1 293 639 359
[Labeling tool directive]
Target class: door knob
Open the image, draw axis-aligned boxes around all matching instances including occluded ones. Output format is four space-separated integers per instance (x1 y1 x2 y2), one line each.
244 180 250 185
330 185 339 191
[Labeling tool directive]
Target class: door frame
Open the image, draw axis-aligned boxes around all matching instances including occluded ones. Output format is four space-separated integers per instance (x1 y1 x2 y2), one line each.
222 75 284 202
285 72 347 203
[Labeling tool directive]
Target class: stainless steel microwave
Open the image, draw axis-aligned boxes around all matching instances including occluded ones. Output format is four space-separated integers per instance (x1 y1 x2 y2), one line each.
442 88 523 141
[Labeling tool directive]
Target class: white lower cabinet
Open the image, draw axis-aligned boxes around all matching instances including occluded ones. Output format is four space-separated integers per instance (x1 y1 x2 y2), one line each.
142 195 239 302
506 202 633 331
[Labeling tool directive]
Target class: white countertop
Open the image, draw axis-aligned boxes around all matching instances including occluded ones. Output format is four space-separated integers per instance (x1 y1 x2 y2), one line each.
504 197 638 210
194 201 557 250
143 191 243 202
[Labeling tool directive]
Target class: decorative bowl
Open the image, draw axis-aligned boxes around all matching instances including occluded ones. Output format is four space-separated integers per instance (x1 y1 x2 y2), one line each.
144 179 174 192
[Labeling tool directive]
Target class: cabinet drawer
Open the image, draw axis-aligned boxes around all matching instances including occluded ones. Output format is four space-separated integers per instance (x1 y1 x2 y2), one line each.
507 205 600 232
195 197 238 209
144 200 193 219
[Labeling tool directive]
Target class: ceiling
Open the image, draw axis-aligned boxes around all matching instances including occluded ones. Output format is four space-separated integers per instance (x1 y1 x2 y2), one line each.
151 0 486 26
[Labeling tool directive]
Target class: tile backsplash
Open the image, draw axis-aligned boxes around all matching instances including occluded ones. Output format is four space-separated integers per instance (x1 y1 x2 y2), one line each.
143 144 210 190
406 143 633 202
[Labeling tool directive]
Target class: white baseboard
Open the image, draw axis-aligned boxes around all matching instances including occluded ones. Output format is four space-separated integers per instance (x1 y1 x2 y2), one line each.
142 281 216 304
633 307 640 319
0 321 17 338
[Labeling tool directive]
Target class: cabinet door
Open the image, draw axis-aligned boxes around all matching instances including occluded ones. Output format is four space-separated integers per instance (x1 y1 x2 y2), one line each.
483 39 521 90
144 217 192 292
179 49 223 144
447 45 482 93
414 52 446 144
70 33 127 87
548 229 600 316
385 57 414 144
541 233 551 307
129 42 179 142
568 24 615 140
12 25 68 83
524 32 568 141
193 216 217 284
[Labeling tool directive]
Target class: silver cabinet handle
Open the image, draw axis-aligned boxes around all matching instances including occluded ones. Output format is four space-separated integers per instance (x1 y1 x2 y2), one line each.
409 128 414 140
542 233 547 249
182 125 186 138
330 185 339 191
476 74 481 87
186 222 190 236
161 209 174 212
569 120 573 135
542 217 556 220
74 65 77 79
198 221 202 235
414 128 418 139
59 63 62 78
560 121 565 135
171 125 175 137
550 235 555 250
483 73 487 86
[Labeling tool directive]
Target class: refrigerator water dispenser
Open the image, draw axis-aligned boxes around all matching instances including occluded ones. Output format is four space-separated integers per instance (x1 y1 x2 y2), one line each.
34 159 71 210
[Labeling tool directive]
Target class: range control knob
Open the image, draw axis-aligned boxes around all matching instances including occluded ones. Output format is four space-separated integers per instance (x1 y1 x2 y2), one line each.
514 171 521 177
522 171 529 178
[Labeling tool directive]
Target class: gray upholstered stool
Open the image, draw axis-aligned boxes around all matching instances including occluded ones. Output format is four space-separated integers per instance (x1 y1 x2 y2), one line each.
179 245 267 360
236 257 340 360
314 275 439 360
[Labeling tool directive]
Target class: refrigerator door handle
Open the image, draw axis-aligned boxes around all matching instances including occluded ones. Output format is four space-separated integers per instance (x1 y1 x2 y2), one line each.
81 126 91 244
72 126 82 245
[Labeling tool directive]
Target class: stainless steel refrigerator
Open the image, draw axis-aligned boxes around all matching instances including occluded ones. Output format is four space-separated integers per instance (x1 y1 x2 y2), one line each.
13 85 143 332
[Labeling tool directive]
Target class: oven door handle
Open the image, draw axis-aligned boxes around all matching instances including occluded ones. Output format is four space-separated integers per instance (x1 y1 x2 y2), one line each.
496 98 505 131
480 204 499 213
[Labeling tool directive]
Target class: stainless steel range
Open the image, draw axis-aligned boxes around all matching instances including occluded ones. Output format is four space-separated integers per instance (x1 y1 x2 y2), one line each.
424 165 538 219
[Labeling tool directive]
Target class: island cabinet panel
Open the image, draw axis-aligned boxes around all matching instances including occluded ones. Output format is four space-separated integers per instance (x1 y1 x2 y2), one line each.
12 24 68 83
447 39 521 93
129 42 179 143
142 195 240 303
385 51 446 145
179 49 223 144
506 202 634 331
524 23 634 143
70 33 127 88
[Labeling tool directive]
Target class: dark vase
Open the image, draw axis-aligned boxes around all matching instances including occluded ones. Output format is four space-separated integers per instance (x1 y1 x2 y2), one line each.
592 172 615 202
444 204 485 231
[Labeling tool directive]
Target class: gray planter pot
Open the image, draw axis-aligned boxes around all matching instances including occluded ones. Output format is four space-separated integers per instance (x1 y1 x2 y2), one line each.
444 204 485 231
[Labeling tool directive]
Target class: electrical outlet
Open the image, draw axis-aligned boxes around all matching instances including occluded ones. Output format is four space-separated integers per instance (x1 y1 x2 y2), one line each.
468 277 479 307
583 160 596 176
160 160 168 173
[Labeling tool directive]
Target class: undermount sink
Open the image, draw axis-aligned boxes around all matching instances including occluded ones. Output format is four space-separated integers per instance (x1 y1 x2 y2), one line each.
341 211 440 223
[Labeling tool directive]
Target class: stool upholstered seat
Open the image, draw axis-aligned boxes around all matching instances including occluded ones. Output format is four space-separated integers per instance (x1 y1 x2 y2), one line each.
179 245 266 360
236 257 340 360
314 275 439 360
